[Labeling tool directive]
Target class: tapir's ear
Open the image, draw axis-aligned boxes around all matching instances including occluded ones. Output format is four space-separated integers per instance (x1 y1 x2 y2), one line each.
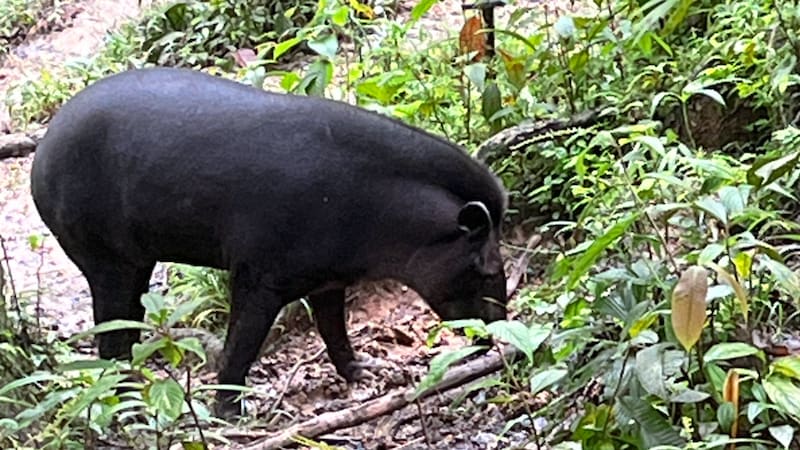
458 201 493 238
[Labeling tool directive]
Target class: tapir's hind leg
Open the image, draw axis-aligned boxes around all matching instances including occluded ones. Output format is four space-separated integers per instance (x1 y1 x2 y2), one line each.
215 264 283 418
65 245 155 360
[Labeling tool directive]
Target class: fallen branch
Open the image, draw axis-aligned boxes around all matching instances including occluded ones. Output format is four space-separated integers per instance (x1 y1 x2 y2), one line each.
238 345 521 450
0 129 46 159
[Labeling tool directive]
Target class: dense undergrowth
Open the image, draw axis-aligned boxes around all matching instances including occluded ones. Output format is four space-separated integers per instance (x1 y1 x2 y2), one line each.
2 0 800 448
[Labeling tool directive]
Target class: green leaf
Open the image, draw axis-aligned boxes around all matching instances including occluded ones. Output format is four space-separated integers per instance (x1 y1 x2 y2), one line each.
748 151 800 189
146 378 185 421
772 356 800 381
764 375 800 420
567 212 640 289
529 369 567 395
760 256 800 299
132 338 167 367
274 36 303 60
164 3 188 30
717 401 735 432
636 343 669 399
308 34 338 60
697 243 725 265
60 374 128 419
465 63 486 92
616 396 684 447
0 372 61 397
166 298 205 328
56 359 119 372
412 346 484 400
486 321 551 363
142 293 166 314
174 337 207 366
67 320 154 344
769 425 795 448
669 388 710 403
182 442 206 450
631 135 665 156
694 197 727 225
411 0 438 21
704 342 762 363
554 16 576 38
482 82 502 130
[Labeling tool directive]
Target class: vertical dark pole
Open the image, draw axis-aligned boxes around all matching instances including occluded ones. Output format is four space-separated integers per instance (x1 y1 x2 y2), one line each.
481 3 496 60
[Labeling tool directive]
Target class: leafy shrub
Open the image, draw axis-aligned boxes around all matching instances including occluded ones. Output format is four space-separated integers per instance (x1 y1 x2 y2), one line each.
0 0 71 59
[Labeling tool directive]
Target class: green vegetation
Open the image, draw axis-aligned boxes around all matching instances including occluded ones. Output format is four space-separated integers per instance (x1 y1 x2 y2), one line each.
0 0 70 60
2 0 800 448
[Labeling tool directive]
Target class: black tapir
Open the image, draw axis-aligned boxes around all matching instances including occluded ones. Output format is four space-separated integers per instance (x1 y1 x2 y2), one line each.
30 67 508 417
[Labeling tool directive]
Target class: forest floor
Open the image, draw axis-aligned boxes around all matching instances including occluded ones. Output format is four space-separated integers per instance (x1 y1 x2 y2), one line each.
0 1 565 448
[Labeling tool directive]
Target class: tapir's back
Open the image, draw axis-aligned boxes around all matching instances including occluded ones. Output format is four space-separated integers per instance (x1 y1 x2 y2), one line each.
31 67 506 268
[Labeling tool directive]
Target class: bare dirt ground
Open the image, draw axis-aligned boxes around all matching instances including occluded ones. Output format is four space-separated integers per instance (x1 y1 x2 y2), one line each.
0 1 556 448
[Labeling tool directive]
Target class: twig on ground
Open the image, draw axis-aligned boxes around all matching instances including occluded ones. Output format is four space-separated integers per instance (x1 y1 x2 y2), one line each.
238 345 520 450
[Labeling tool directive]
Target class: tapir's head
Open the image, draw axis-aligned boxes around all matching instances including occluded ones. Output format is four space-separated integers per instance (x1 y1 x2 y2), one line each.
410 200 507 327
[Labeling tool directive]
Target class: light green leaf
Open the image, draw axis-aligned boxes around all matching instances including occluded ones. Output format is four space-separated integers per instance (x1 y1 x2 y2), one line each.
773 356 800 382
308 34 338 60
486 321 551 363
769 424 795 448
764 375 800 420
132 338 167 367
274 37 303 60
411 0 438 20
412 346 484 400
694 197 727 225
146 378 185 421
704 342 762 363
465 63 486 92
529 369 567 395
636 344 669 399
141 293 165 314
174 337 207 366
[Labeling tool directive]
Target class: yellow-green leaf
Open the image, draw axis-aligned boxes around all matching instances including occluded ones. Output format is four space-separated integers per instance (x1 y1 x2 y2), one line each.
671 265 708 352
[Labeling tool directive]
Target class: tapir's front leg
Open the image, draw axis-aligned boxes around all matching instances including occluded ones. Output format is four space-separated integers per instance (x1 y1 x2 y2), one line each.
309 289 385 382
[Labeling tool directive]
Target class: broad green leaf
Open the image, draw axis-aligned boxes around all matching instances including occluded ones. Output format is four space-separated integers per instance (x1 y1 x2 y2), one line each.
567 212 640 289
763 375 800 420
487 321 551 363
717 402 735 432
411 0 438 20
175 337 207 366
146 378 185 421
412 346 484 399
732 251 754 280
769 425 795 448
132 338 167 366
630 135 665 156
694 197 727 225
529 369 567 395
68 319 155 344
772 356 800 381
707 262 748 321
182 442 206 450
141 293 165 314
698 243 725 265
636 343 669 399
482 82 502 130
671 266 708 351
308 34 338 60
719 185 750 217
748 151 800 189
704 342 762 363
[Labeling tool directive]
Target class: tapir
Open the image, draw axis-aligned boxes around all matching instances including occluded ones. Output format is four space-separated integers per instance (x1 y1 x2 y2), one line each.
30 67 508 417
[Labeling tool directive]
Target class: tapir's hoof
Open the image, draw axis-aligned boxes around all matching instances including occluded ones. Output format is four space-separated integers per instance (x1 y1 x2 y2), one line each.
338 355 391 383
214 395 243 420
